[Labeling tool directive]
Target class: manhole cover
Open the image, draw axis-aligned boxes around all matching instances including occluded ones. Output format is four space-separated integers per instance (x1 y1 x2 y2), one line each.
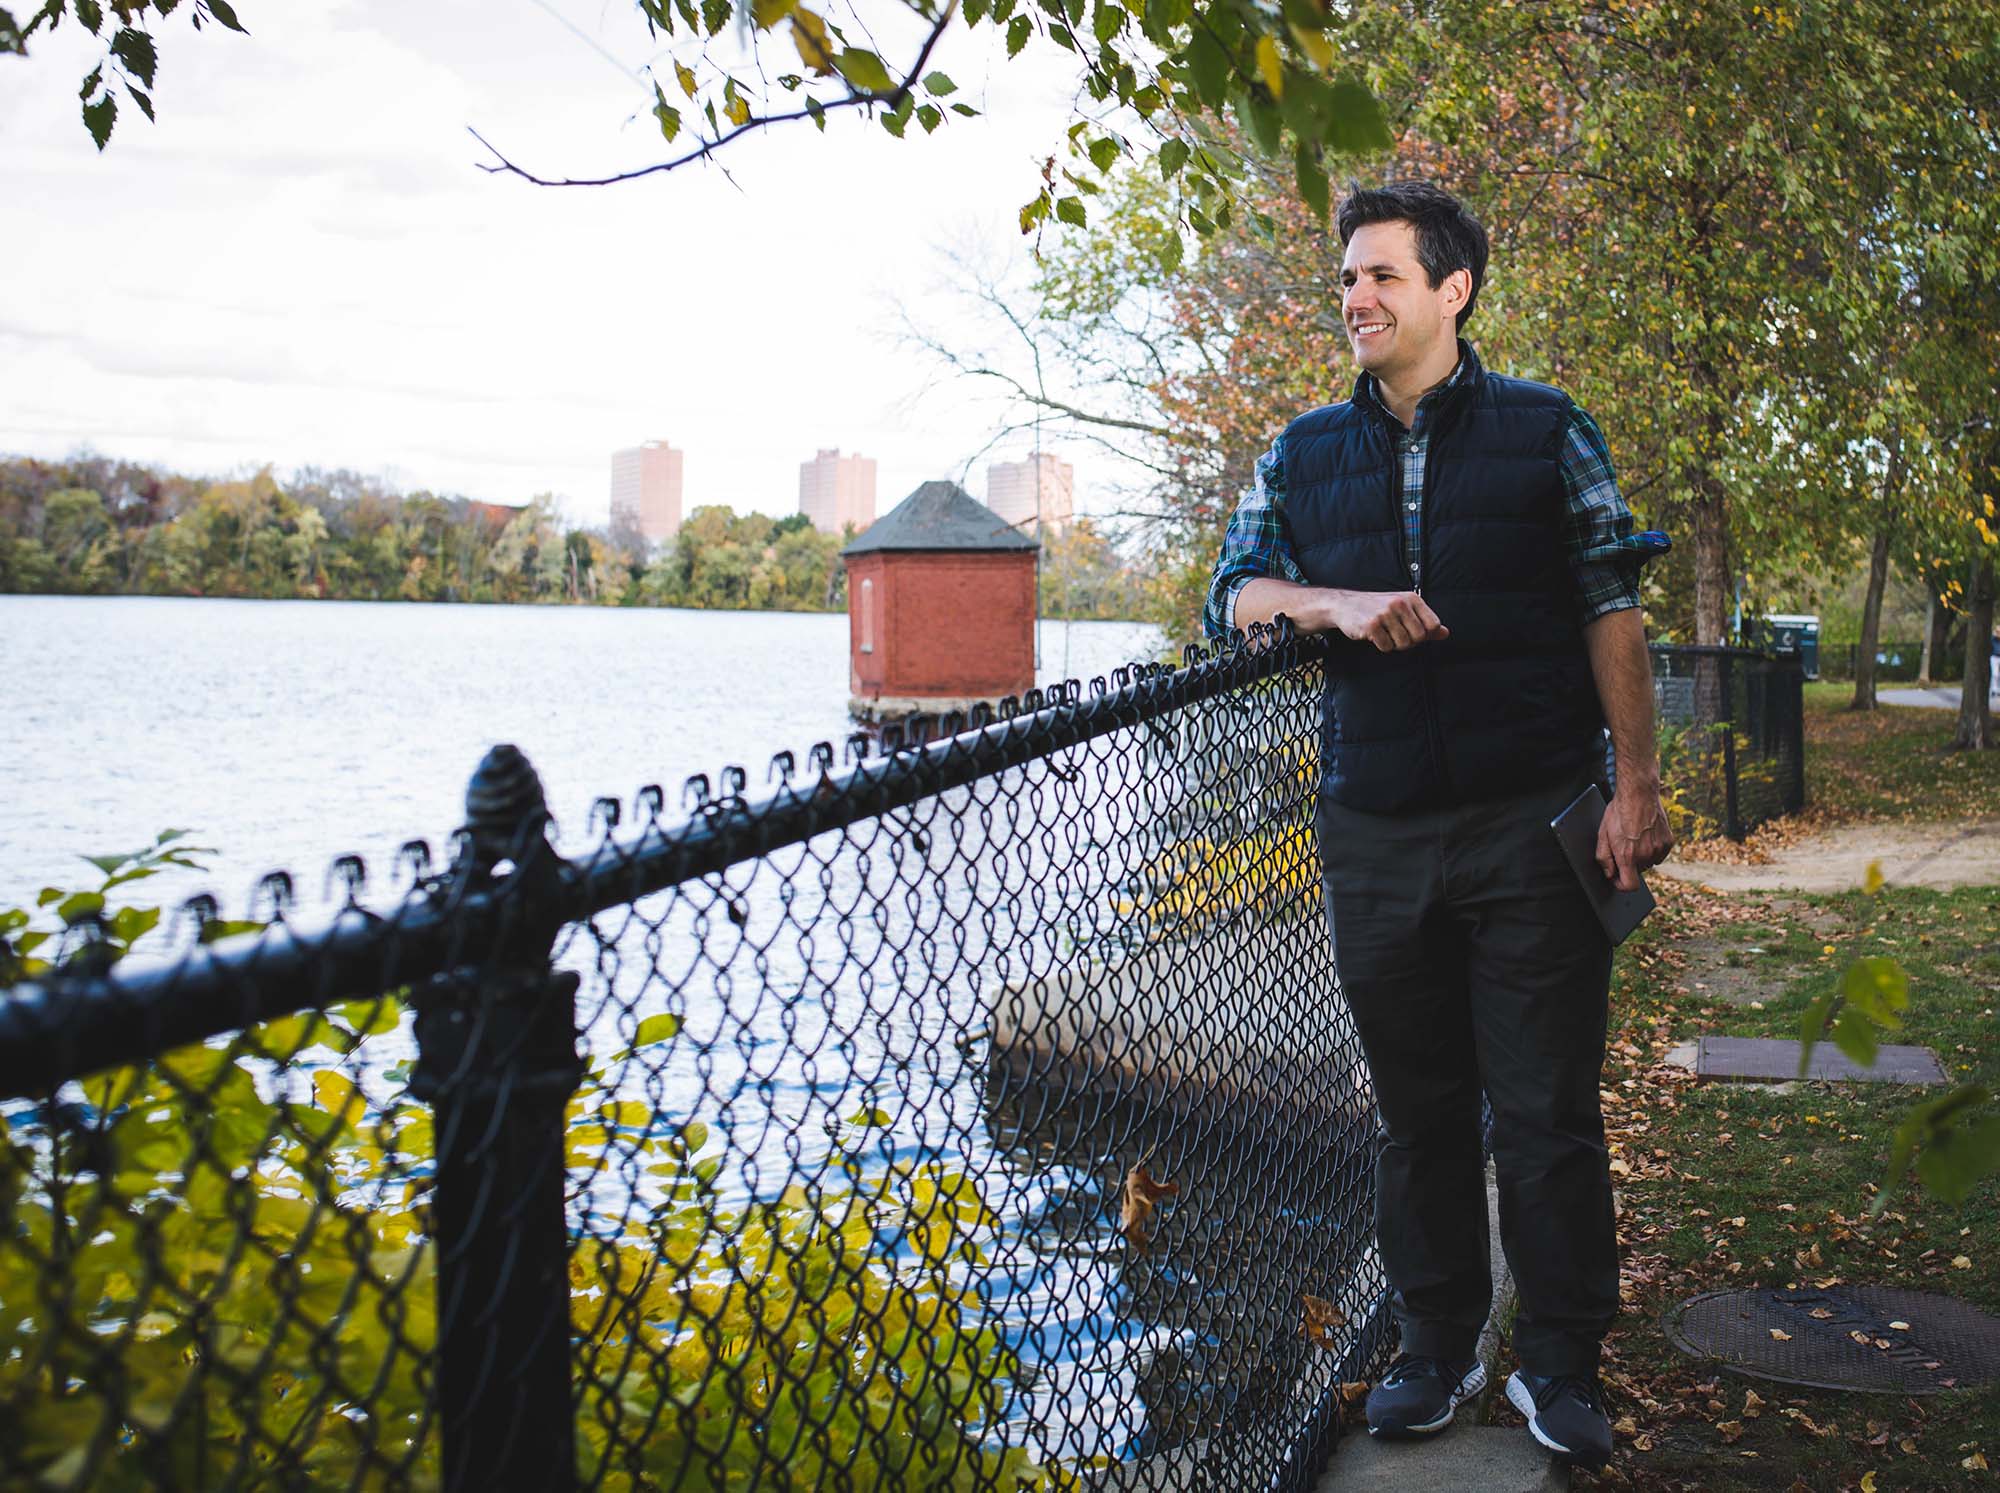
1665 1286 2000 1393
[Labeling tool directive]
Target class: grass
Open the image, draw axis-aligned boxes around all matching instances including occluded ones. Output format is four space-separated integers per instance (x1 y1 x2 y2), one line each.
1801 682 2000 824
1549 885 2000 1491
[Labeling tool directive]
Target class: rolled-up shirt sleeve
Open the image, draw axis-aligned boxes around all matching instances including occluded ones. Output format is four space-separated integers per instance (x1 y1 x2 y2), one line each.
1561 407 1668 625
1203 437 1306 643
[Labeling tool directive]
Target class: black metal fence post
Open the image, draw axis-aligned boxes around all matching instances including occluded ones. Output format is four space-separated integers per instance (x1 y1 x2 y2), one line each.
412 745 582 1493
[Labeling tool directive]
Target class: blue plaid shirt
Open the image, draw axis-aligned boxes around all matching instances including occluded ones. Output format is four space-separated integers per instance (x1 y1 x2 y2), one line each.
1204 355 1660 640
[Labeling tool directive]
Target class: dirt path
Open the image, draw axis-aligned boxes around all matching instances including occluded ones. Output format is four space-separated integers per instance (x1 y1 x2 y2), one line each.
1654 816 2000 893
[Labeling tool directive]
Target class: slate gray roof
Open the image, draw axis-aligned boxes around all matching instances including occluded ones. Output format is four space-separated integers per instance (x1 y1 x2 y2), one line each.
840 479 1041 556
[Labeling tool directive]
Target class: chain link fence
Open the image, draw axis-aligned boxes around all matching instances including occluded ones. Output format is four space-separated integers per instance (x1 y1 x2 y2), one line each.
1650 644 1807 841
0 626 1391 1492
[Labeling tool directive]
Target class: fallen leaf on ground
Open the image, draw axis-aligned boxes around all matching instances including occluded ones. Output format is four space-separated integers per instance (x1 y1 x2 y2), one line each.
1770 1328 1793 1341
1299 1293 1348 1351
1337 1380 1369 1403
1952 1255 1973 1269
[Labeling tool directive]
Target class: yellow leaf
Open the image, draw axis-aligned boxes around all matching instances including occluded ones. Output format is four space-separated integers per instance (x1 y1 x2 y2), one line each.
312 1070 363 1125
1769 1327 1792 1341
1254 35 1283 98
1287 21 1332 69
675 60 697 97
791 9 836 77
1861 1472 1878 1492
1953 1254 1973 1269
1965 1451 1990 1471
750 0 794 26
722 86 751 127
1864 859 1885 894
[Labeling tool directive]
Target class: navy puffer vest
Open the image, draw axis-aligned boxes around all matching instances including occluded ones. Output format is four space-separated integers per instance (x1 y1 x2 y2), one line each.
1285 343 1603 814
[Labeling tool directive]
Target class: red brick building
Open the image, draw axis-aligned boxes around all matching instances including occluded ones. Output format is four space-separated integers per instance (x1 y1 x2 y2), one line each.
841 480 1039 719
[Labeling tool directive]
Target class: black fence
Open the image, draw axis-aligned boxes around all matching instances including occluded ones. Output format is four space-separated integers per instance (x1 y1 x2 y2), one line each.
1650 644 1807 840
0 627 1391 1492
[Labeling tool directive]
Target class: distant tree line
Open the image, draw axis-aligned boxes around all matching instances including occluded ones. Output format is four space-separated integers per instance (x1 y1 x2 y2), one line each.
0 455 1146 620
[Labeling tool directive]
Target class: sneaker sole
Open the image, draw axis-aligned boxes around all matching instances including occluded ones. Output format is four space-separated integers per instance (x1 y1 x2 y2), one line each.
1504 1372 1610 1468
1367 1360 1488 1438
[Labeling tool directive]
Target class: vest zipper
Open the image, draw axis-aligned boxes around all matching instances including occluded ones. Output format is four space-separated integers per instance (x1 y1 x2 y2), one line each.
1416 424 1453 800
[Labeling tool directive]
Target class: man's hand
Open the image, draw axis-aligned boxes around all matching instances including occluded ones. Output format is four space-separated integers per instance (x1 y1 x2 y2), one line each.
1324 590 1450 652
1596 785 1673 892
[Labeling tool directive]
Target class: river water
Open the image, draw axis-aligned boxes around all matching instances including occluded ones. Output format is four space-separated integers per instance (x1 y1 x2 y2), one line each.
0 595 1164 913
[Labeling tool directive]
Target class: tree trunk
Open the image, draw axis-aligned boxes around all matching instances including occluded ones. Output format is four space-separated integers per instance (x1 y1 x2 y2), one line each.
1852 525 1893 710
1952 549 1994 751
1919 594 1940 683
1692 474 1732 647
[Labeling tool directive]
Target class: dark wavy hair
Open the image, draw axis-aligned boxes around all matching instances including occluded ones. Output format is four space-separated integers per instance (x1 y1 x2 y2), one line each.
1335 181 1489 331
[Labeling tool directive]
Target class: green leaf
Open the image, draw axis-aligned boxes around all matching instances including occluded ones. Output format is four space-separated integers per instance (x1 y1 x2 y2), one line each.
1187 206 1216 237
1158 136 1191 180
1018 191 1050 233
1796 989 1838 1076
79 62 103 102
1186 30 1228 107
1914 1114 2000 1204
950 102 979 116
1321 77 1392 154
916 103 941 133
1006 14 1030 56
1840 956 1908 1027
652 83 682 142
1233 89 1282 156
205 0 247 33
1294 143 1328 219
921 70 955 95
1830 1002 1878 1068
834 46 894 93
749 0 793 25
125 84 155 122
56 890 105 924
76 0 102 32
699 0 728 33
1087 135 1119 173
1091 0 1121 44
110 25 156 86
1055 194 1086 227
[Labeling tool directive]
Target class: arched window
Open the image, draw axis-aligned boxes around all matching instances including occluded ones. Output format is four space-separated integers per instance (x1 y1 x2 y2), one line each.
859 577 876 654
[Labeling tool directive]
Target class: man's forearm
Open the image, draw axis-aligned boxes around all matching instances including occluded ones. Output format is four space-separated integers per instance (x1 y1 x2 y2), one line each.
1233 577 1339 634
1583 606 1659 791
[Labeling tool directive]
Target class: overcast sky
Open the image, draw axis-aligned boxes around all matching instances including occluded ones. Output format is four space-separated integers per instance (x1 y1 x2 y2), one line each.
0 0 1108 524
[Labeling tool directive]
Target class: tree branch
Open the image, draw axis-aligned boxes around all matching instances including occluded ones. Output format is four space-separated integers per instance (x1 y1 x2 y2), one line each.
470 5 956 187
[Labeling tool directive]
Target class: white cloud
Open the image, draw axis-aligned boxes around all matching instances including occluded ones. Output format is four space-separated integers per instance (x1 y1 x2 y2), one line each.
0 0 1125 526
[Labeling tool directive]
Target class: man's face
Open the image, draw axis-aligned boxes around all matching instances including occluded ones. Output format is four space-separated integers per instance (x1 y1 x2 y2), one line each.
1340 220 1464 379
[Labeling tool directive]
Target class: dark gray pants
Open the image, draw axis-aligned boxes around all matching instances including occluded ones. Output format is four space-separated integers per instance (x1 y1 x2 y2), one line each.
1318 772 1617 1377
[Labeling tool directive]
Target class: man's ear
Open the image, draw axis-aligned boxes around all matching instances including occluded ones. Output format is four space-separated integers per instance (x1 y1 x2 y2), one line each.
1443 267 1472 320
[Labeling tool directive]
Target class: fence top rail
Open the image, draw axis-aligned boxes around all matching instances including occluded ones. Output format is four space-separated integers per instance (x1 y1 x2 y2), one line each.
0 624 1329 1099
1648 643 1791 663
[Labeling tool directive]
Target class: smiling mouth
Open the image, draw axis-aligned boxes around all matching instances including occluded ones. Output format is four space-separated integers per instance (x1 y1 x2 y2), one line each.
1350 322 1390 339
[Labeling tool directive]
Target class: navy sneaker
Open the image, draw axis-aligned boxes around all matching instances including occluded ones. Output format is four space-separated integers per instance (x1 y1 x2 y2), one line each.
1365 1353 1487 1437
1505 1370 1613 1468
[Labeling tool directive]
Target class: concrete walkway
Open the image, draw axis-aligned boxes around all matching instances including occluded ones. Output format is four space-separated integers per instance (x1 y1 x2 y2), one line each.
1878 685 1987 710
1655 816 2000 893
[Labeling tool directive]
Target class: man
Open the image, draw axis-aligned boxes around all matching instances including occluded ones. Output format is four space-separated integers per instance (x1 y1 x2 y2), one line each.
1203 181 1673 1471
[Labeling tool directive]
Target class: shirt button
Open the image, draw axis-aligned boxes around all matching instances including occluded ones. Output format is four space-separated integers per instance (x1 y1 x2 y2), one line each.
1406 502 1418 511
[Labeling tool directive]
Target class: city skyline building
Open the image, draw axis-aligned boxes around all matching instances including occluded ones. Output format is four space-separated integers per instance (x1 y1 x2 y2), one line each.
798 448 878 535
609 440 684 544
984 452 1074 537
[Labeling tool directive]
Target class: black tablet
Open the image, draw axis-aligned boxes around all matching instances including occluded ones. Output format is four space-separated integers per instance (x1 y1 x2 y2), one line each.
1550 783 1657 945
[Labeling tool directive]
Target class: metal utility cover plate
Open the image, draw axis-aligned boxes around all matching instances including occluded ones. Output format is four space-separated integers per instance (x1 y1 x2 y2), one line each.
1695 1036 1946 1085
1665 1286 2000 1393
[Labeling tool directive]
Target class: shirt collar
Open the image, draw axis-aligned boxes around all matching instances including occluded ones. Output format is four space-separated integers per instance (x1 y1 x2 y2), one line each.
1356 338 1477 432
